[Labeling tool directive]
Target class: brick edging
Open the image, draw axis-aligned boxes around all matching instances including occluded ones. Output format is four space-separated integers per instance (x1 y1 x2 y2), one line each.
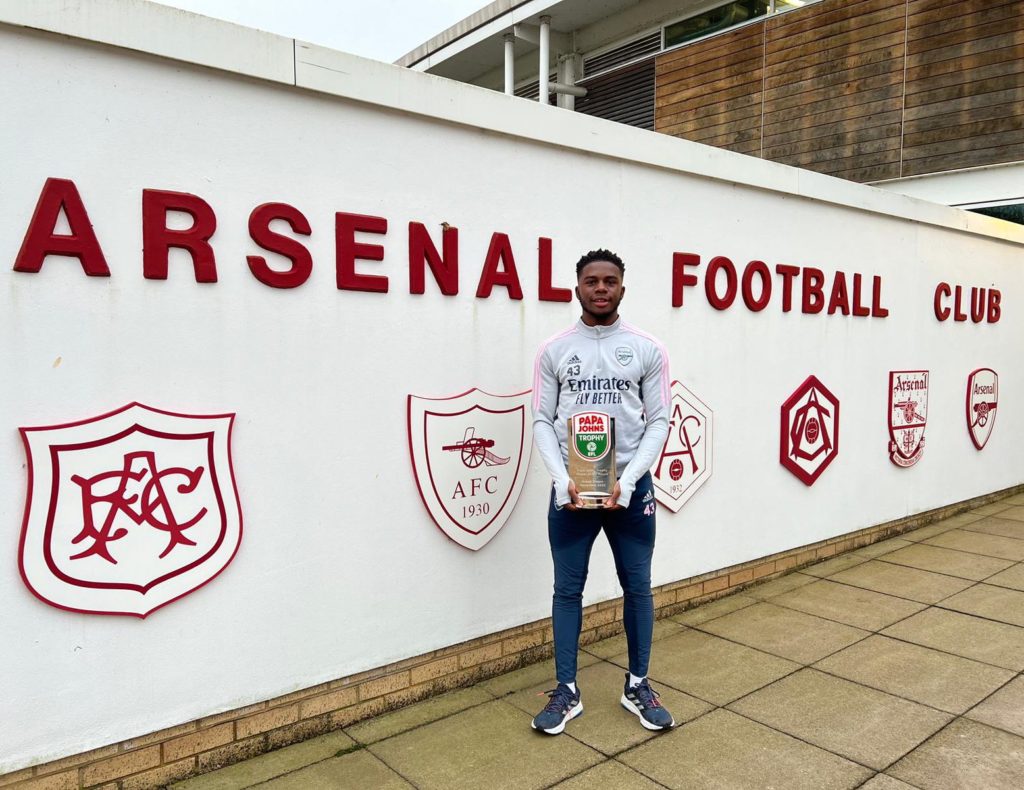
5 483 1021 789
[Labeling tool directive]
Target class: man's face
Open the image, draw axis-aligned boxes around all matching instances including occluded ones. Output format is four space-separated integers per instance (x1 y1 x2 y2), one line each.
576 260 624 323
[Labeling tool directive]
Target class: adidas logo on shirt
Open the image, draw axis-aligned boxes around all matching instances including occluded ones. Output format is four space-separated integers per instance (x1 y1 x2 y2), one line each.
642 490 654 503
567 354 582 365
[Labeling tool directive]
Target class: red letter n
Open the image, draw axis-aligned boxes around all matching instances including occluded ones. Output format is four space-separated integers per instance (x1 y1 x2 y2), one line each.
409 222 458 295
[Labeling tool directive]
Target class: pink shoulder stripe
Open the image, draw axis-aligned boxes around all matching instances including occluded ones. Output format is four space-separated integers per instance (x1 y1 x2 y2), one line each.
532 325 578 411
621 323 671 407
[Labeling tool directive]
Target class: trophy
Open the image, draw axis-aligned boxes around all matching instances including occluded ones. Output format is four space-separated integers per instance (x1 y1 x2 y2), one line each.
567 411 616 508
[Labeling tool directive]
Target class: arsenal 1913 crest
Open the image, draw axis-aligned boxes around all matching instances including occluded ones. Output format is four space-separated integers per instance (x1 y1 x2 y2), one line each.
780 375 840 486
18 403 242 617
967 368 998 450
408 388 532 551
888 370 929 467
652 380 713 513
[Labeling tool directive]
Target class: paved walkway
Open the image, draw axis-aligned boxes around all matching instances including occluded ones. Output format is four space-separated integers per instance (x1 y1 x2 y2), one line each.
175 494 1024 790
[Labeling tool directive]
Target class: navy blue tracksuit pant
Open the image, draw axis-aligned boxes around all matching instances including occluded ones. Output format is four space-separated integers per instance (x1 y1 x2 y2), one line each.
548 472 656 684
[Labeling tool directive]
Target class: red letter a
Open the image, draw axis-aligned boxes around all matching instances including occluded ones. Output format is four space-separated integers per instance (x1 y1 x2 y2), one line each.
476 232 523 300
14 178 110 276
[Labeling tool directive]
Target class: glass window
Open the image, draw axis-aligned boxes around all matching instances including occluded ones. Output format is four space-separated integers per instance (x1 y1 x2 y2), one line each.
664 0 769 48
968 203 1024 226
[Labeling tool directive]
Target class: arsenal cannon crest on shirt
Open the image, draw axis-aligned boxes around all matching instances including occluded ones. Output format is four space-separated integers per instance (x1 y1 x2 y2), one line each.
18 403 242 617
888 370 929 467
780 375 840 486
407 388 533 550
966 368 998 450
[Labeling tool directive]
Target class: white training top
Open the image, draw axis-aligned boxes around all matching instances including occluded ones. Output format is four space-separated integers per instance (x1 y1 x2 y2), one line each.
532 317 670 508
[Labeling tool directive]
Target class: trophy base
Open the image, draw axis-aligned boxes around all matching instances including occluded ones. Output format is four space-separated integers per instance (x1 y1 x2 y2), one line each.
577 492 609 509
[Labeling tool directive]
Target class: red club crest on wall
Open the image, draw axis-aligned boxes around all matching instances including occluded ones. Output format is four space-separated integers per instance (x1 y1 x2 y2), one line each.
888 370 929 467
780 375 840 486
18 403 242 617
652 380 713 513
966 368 998 450
408 389 532 551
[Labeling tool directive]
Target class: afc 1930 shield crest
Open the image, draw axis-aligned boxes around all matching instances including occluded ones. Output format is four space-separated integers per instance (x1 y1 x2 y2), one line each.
967 368 998 450
407 389 532 551
652 380 713 513
888 370 929 467
18 403 242 617
780 375 840 486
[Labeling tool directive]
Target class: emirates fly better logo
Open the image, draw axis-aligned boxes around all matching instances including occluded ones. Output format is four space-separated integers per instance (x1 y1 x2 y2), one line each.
780 376 840 486
18 403 242 617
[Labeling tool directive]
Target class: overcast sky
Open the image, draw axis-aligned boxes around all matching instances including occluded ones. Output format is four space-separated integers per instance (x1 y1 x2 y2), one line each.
149 0 486 62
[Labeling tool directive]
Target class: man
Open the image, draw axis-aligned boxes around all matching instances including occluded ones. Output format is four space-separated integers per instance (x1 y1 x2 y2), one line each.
531 249 674 735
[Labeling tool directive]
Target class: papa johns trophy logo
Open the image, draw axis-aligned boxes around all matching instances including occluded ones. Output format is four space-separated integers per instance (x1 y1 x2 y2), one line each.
408 389 532 551
888 370 929 468
966 368 998 450
780 375 840 486
652 380 713 513
18 403 242 617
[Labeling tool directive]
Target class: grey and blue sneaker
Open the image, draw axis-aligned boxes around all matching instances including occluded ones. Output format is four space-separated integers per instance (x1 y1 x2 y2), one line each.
531 683 583 735
621 674 675 730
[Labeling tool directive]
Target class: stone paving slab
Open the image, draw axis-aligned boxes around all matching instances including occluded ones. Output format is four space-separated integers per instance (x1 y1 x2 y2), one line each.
962 516 1024 540
743 571 816 600
502 659 711 756
613 628 800 706
728 669 953 770
771 579 925 631
852 537 913 559
346 687 492 744
997 505 1024 521
550 760 662 789
923 529 1024 561
617 709 872 790
982 562 1024 591
888 719 1024 790
881 608 1024 671
257 749 411 789
697 601 868 664
827 560 974 604
174 731 355 790
938 583 1024 627
878 543 1015 580
368 700 604 789
964 675 1024 737
970 502 1015 517
858 775 919 790
800 553 869 578
669 593 756 626
813 634 1014 714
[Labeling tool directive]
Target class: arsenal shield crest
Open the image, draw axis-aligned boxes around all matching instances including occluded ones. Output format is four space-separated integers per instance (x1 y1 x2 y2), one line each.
966 368 998 450
19 403 242 617
888 370 929 467
408 388 532 551
652 380 713 513
780 375 840 486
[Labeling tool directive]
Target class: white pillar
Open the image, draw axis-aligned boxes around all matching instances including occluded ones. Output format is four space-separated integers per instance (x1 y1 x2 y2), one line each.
503 34 514 95
538 16 550 105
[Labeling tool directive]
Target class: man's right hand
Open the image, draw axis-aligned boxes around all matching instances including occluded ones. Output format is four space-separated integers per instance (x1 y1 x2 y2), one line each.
565 480 583 511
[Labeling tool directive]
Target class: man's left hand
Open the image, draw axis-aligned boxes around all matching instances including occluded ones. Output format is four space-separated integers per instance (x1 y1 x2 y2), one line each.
603 482 623 510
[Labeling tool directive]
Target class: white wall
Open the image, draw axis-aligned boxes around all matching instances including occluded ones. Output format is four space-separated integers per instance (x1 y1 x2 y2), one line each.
1 5 1022 773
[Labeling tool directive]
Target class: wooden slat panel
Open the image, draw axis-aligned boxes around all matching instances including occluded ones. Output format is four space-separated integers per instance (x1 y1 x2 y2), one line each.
907 29 1024 67
764 122 902 159
764 30 905 81
766 1 905 58
762 111 904 148
770 0 899 35
906 42 1023 83
655 23 764 155
904 86 1024 120
906 70 1024 109
904 115 1024 148
902 141 1024 176
904 100 1022 135
908 0 1021 39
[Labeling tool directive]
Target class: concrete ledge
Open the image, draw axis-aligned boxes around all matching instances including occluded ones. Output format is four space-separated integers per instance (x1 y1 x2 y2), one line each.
6 483 1021 789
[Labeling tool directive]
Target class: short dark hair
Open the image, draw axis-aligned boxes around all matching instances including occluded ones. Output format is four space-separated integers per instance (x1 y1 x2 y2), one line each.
576 249 625 278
